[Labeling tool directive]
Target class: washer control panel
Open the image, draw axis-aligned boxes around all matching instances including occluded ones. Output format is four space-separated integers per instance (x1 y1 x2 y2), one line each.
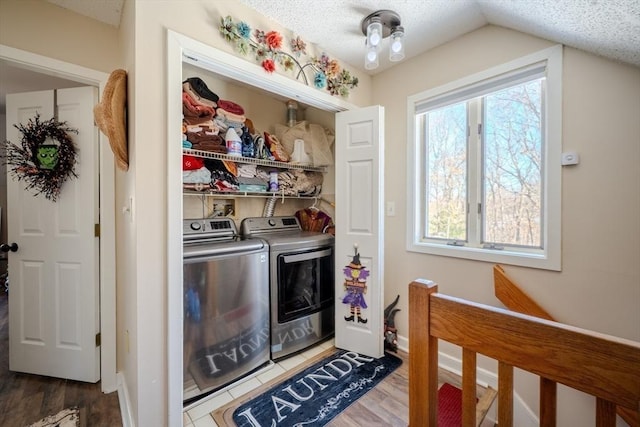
183 218 237 241
240 216 301 236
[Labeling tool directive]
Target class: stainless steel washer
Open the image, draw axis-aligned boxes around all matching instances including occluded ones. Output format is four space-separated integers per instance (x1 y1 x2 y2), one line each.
183 218 270 404
240 216 335 360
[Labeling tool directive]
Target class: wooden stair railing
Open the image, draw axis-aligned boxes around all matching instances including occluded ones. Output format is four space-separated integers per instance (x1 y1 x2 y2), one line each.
494 264 640 427
493 265 554 320
409 279 640 427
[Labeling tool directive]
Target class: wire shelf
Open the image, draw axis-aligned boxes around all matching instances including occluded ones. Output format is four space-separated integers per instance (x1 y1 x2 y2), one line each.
182 149 326 172
183 189 320 200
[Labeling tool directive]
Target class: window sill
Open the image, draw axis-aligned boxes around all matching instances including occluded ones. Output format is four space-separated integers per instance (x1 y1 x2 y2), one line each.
407 241 560 271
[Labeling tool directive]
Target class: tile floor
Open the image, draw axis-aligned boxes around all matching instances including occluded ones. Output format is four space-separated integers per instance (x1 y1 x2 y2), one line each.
183 339 335 427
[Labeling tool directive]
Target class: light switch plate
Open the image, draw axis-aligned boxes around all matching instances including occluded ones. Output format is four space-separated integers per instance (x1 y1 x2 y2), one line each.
386 201 396 217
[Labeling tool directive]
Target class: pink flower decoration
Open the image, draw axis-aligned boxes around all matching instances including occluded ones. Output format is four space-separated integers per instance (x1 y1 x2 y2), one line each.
265 31 282 50
262 59 276 73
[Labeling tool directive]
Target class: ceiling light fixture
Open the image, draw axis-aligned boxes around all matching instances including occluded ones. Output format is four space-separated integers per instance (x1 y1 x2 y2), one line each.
361 9 405 70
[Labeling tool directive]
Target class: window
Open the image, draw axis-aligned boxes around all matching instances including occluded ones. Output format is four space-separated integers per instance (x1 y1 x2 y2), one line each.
407 46 562 270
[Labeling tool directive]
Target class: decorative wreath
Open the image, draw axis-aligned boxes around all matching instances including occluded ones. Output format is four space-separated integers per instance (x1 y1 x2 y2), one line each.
3 113 78 202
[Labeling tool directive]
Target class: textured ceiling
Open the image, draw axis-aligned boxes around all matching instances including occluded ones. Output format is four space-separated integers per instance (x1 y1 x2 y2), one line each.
41 0 640 74
236 0 640 74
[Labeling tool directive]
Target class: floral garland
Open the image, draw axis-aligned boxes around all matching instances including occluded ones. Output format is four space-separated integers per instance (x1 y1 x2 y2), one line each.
2 114 78 202
219 16 358 97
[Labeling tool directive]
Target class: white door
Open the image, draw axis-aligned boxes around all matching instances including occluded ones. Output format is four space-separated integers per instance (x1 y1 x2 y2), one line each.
334 105 385 358
5 87 100 382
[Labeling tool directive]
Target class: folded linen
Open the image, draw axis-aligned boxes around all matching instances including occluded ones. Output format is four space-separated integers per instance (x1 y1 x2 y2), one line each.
183 166 211 184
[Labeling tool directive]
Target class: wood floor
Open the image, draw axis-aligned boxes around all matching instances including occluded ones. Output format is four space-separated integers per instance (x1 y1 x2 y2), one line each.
330 352 495 426
328 349 411 426
0 291 122 427
214 347 496 427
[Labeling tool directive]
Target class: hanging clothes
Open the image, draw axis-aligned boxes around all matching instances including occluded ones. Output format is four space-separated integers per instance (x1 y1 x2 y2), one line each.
295 205 333 233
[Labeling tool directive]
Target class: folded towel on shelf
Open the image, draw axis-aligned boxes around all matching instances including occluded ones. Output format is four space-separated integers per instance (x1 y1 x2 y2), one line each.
182 78 219 108
276 170 298 196
215 116 244 133
183 182 211 192
237 163 258 178
193 141 227 154
293 169 323 196
212 179 238 192
187 132 227 154
183 166 211 184
255 167 271 182
216 107 246 124
182 92 215 125
182 155 204 171
217 99 245 115
184 122 218 133
237 176 268 192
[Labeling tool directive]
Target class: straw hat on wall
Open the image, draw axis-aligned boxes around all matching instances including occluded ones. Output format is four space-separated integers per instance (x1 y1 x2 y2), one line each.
94 69 128 171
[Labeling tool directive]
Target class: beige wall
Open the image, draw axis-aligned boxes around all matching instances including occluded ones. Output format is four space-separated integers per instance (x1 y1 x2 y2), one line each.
132 1 369 425
0 0 120 73
2 1 639 425
116 0 138 422
0 1 367 424
374 24 640 426
375 24 640 340
0 0 120 290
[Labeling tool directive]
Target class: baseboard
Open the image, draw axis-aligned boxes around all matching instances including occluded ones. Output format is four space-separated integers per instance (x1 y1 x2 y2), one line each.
117 372 135 427
397 333 539 427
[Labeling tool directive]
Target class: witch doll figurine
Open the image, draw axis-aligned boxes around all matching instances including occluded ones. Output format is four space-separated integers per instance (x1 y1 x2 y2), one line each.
342 248 370 324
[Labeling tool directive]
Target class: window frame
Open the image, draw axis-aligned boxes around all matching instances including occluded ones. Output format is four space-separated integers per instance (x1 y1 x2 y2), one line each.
406 45 563 271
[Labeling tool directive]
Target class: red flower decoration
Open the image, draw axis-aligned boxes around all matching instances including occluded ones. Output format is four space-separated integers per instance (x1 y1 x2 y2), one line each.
265 31 282 50
219 16 359 97
262 59 276 73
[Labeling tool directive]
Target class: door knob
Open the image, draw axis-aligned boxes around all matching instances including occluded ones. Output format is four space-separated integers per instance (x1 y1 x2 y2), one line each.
0 243 18 253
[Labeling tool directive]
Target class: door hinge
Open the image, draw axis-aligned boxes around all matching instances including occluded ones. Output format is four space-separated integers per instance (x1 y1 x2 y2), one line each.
95 332 101 347
478 123 483 135
94 224 100 237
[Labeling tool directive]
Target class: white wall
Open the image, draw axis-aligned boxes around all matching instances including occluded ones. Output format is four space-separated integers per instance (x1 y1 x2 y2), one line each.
374 24 640 426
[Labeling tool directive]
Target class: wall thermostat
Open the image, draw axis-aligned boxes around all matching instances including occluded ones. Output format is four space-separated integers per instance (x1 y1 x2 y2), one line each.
561 151 580 166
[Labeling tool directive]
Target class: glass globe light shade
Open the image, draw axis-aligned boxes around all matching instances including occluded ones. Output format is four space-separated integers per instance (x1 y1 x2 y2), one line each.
389 26 405 62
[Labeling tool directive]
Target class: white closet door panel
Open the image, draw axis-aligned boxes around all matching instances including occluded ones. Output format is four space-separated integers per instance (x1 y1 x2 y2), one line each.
334 105 385 358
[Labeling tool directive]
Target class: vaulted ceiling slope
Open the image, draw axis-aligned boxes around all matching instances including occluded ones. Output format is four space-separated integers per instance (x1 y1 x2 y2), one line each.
237 0 640 73
45 0 640 74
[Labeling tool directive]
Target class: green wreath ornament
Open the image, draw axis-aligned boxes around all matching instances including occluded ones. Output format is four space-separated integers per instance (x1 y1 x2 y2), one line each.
3 114 78 201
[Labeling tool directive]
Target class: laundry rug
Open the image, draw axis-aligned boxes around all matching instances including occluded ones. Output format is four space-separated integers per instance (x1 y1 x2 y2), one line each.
223 349 402 427
27 407 79 427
